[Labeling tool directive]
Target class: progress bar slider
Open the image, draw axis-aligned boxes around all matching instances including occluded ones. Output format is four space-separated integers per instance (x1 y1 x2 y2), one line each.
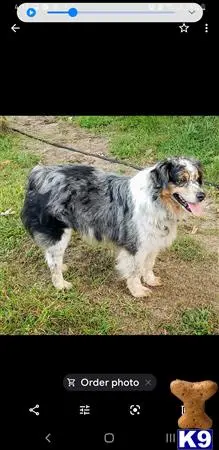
17 3 203 23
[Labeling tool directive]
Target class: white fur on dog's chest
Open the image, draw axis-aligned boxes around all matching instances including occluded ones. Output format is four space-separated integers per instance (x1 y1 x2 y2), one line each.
130 170 178 253
137 216 177 253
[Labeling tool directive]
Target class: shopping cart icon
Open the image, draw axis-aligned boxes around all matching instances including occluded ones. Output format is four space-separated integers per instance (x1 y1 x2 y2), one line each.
67 378 76 387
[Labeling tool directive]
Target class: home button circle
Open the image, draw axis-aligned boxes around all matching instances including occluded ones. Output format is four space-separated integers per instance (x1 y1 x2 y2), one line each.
104 433 115 444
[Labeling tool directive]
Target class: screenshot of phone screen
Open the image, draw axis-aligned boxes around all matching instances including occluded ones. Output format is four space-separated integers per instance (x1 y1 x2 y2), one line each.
1 2 218 450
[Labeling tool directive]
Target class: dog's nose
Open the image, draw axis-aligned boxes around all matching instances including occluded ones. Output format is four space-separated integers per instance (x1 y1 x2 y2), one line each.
196 191 206 202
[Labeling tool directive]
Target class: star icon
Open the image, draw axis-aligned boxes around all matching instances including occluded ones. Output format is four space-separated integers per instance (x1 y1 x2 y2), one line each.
179 23 189 32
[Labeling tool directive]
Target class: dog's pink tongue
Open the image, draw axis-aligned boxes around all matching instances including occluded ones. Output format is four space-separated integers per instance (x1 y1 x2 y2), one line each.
188 202 203 216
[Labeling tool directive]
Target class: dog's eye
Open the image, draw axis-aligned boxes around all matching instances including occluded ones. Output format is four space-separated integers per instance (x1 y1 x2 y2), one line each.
180 176 187 184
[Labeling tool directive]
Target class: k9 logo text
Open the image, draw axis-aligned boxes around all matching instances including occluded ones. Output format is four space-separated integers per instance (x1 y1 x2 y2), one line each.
177 429 213 449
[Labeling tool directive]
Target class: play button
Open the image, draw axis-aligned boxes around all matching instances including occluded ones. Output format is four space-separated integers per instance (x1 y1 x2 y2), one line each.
26 8 36 17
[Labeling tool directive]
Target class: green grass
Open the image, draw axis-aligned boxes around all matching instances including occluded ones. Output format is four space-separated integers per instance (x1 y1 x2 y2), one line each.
66 116 219 183
0 135 40 258
160 307 217 335
0 273 117 335
169 235 215 262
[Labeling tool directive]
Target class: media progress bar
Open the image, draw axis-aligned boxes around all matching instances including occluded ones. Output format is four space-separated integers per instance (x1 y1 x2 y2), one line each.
17 3 203 23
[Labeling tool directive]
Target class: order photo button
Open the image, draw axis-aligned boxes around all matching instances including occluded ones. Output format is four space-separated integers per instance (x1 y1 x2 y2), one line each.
63 374 157 391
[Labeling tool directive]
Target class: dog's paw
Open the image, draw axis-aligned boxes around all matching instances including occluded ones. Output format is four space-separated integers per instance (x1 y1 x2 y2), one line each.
127 278 152 298
53 278 72 290
62 264 68 273
143 275 162 287
62 280 72 290
130 285 152 298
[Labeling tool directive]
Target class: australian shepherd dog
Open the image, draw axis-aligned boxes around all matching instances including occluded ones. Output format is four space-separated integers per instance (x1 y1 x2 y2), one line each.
21 157 205 297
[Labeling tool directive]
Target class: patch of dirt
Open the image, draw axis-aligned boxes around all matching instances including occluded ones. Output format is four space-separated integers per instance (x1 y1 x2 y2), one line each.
7 116 136 175
5 116 219 334
81 248 219 332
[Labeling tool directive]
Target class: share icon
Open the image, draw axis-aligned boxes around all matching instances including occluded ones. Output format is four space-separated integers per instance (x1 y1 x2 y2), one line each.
29 404 40 416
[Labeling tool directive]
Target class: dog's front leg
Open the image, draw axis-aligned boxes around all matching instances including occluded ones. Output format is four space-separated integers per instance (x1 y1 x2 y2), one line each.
142 252 162 287
116 249 152 298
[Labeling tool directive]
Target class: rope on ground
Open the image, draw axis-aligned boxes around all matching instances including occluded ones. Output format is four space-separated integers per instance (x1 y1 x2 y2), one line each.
7 125 219 190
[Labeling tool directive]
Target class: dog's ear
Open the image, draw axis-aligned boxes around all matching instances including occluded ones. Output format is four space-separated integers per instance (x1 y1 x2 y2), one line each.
186 158 203 185
151 160 173 189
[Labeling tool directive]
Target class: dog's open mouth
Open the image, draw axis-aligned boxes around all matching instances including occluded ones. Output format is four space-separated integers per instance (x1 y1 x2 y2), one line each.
173 193 203 216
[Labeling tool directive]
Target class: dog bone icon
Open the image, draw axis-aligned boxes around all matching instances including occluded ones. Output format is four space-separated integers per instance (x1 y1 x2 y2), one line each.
170 379 218 429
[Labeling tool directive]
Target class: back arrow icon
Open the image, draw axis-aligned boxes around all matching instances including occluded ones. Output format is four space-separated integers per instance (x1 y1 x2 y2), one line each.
11 24 20 32
45 434 52 443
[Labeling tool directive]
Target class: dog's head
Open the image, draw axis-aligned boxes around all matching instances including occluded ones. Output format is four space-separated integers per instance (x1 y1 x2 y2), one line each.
151 157 205 216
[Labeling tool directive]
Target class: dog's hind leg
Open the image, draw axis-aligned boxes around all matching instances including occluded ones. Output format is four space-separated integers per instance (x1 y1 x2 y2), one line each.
116 249 152 298
142 252 162 287
36 229 72 290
